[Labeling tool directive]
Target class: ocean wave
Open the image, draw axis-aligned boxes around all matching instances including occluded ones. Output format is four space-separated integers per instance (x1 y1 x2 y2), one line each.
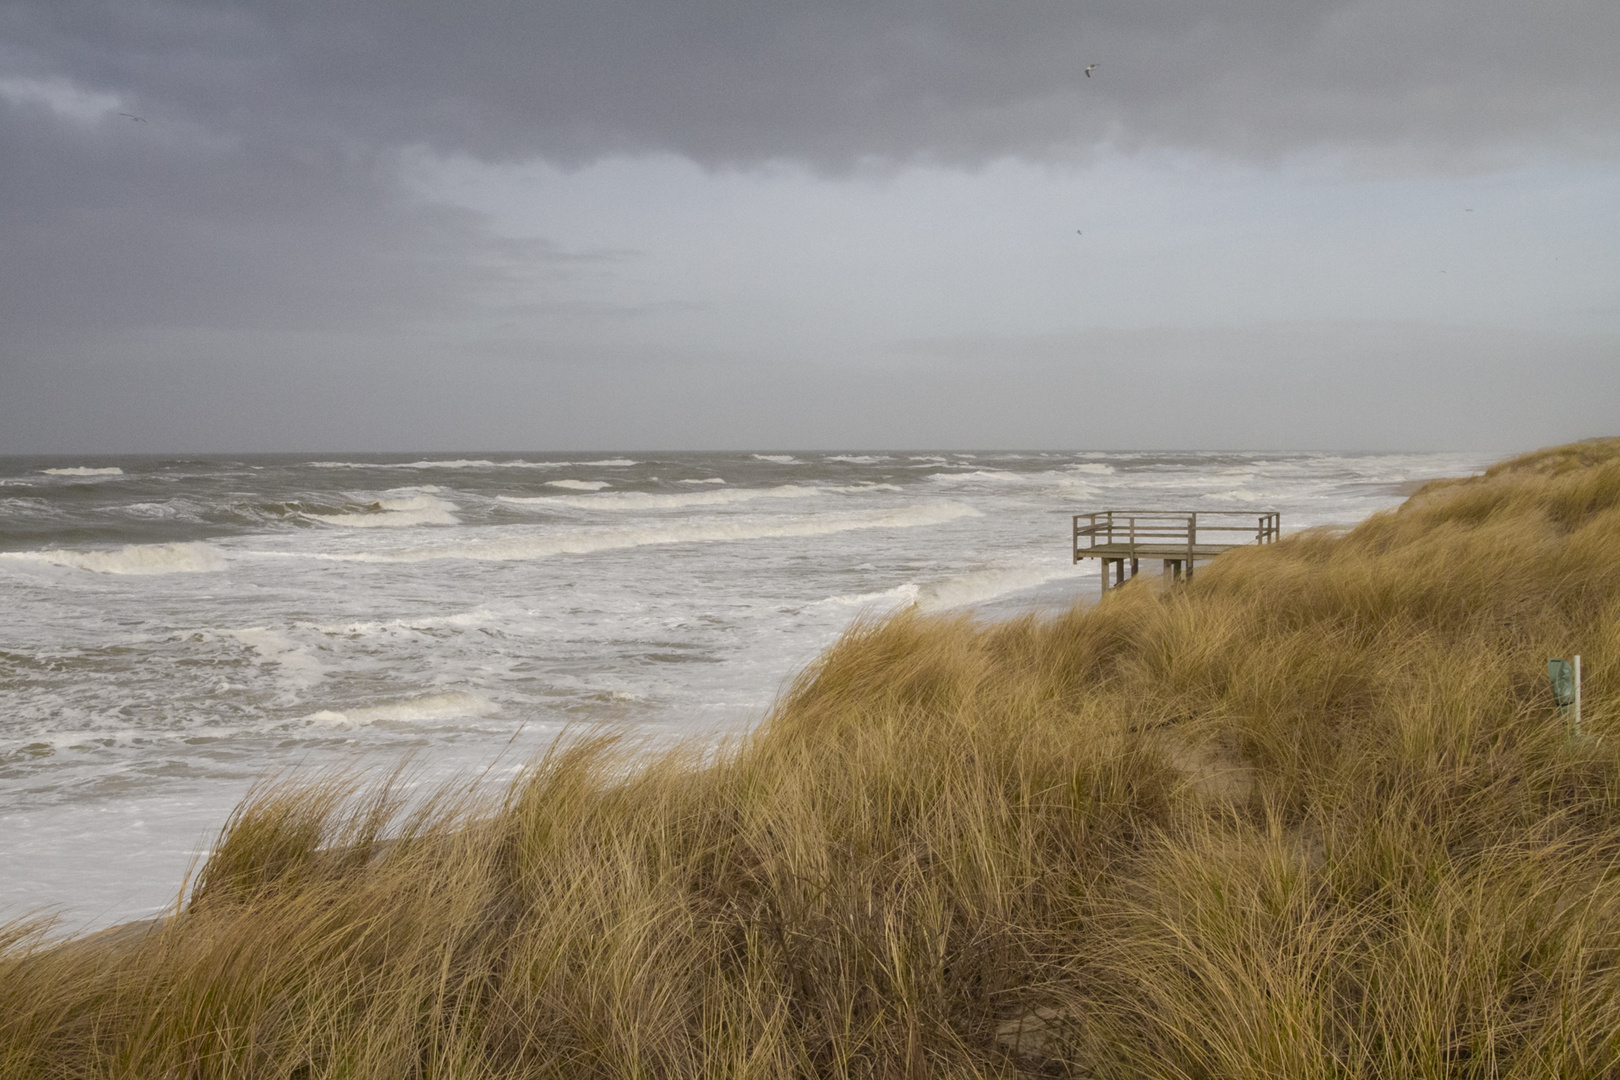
751 454 801 464
501 483 897 512
307 458 637 470
814 582 923 609
40 467 124 477
0 541 227 575
678 478 726 485
815 565 1088 614
305 692 498 728
267 501 981 565
825 455 890 464
927 469 1026 484
1067 463 1116 475
545 479 612 491
303 493 459 528
219 628 325 688
916 565 1088 612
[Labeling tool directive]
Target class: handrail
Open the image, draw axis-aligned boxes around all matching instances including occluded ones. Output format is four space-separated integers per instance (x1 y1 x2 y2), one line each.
1072 510 1281 558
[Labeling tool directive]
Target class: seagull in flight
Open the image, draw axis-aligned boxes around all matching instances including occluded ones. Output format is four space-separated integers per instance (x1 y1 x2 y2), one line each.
118 112 145 122
1084 64 1099 77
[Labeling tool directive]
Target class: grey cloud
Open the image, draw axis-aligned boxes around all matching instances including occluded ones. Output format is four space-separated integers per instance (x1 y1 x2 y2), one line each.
2 0 1616 455
5 0 1618 169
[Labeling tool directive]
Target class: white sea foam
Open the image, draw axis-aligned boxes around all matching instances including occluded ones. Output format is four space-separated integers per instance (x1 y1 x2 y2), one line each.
501 483 896 512
751 454 800 464
40 467 123 477
817 565 1088 614
1067 463 1116 475
815 582 923 609
220 628 324 689
305 692 498 728
929 469 1026 484
825 455 890 464
304 492 459 528
274 500 981 565
546 480 612 491
678 478 727 484
916 565 1089 612
0 541 227 575
307 458 637 471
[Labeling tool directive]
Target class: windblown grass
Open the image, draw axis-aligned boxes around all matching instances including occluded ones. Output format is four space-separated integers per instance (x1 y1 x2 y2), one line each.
4 438 1620 1078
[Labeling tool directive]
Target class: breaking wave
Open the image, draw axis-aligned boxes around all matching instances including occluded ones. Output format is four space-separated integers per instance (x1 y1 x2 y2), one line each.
305 692 498 728
40 467 124 477
273 501 981 565
501 483 898 512
0 541 226 575
545 480 612 491
303 493 459 528
308 459 637 470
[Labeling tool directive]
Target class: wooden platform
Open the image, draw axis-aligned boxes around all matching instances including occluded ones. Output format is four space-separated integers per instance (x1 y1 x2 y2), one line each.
1074 511 1280 594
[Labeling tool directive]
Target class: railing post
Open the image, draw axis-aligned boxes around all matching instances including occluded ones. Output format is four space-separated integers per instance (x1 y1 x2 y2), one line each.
1187 512 1196 579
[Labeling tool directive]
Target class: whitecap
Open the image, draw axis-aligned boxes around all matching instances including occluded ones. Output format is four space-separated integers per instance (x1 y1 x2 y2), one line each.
916 565 1089 612
825 455 890 464
40 467 124 477
219 628 324 688
814 582 922 609
303 492 459 528
545 480 611 491
305 692 498 728
501 483 897 512
927 469 1026 484
678 478 727 485
0 541 226 575
263 501 981 565
307 458 637 470
751 454 800 464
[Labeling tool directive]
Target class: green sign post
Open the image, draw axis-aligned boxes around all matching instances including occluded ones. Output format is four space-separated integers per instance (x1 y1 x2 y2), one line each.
1547 655 1582 740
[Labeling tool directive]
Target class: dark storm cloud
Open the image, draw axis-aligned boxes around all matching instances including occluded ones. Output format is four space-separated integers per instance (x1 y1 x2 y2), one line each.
2 1 1616 452
6 0 1619 167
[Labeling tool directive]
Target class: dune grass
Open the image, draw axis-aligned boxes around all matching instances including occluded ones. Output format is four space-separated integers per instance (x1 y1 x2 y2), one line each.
4 437 1620 1078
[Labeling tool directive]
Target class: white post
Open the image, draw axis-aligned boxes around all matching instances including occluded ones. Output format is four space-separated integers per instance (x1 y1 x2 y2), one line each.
1574 654 1582 739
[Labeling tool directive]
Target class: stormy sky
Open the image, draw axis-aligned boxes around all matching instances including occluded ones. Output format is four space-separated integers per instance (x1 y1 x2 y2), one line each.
1 0 1617 452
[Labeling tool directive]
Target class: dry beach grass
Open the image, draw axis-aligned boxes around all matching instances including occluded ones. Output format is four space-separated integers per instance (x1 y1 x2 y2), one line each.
3 438 1620 1078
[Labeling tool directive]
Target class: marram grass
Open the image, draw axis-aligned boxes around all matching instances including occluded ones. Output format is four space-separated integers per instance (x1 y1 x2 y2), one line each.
5 438 1620 1079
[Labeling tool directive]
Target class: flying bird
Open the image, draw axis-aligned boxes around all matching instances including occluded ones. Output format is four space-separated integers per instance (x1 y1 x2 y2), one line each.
1084 64 1099 77
118 113 145 122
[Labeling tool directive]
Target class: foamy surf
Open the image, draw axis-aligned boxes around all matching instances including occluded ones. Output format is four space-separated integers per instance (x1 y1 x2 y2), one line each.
0 541 227 574
40 467 124 477
276 500 983 565
305 692 498 728
817 565 1091 614
501 483 900 512
307 459 637 470
303 493 459 528
545 480 612 491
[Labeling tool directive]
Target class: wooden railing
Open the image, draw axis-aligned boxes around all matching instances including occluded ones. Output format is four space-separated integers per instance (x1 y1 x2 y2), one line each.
1072 510 1281 566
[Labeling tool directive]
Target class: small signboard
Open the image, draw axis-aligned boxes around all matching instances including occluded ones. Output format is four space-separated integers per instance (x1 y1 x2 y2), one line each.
1548 658 1576 709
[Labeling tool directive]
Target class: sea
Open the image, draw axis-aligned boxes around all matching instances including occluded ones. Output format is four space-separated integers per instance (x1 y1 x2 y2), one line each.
0 449 1496 929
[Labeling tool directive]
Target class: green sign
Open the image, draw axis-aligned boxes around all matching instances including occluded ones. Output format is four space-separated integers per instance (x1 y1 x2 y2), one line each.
1548 658 1575 709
